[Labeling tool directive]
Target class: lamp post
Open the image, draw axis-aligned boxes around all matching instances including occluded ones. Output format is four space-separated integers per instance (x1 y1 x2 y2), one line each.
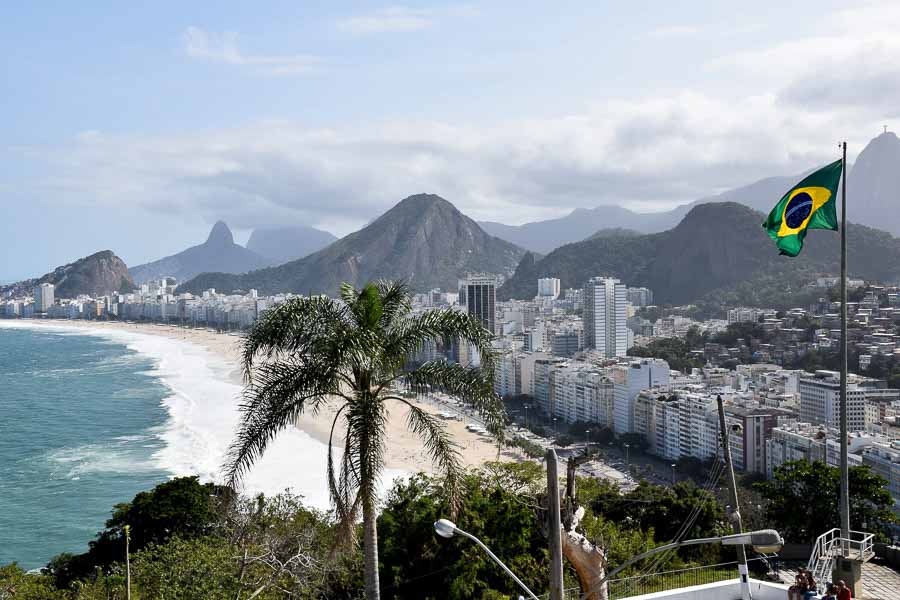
595 530 784 596
671 463 677 486
523 404 529 429
586 429 592 455
624 443 630 465
434 519 540 600
552 417 558 437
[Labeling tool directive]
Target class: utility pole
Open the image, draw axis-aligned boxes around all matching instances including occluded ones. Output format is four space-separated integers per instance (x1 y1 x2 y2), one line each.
124 524 132 600
546 449 564 600
717 395 751 600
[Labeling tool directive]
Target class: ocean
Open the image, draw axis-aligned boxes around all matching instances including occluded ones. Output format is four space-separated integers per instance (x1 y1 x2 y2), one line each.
0 321 361 570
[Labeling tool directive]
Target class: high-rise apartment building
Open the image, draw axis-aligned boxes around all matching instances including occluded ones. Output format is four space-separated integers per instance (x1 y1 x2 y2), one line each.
537 277 561 299
626 286 654 307
583 277 627 357
799 370 898 432
462 274 497 334
610 358 670 434
34 283 55 314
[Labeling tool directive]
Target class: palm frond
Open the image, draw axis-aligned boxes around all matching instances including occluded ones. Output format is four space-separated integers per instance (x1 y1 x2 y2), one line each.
240 296 348 379
345 394 388 501
374 280 411 329
389 396 463 515
327 405 362 548
405 360 507 442
225 356 342 487
384 308 498 374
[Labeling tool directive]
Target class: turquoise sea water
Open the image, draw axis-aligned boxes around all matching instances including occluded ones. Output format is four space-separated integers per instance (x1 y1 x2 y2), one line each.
0 327 170 569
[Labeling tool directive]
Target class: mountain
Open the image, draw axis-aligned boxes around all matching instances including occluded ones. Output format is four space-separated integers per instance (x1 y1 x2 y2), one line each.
246 225 337 263
498 202 900 307
585 228 641 241
850 131 900 235
1 250 134 299
479 204 693 254
129 221 273 284
178 194 528 296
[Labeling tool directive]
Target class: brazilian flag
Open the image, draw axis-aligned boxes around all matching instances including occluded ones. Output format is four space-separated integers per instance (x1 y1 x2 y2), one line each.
763 159 843 256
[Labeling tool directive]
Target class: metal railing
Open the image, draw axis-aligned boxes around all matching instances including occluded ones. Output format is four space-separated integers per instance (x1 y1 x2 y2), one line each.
806 528 875 594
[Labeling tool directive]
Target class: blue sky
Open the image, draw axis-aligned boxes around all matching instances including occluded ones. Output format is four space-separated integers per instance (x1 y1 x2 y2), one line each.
2 0 898 280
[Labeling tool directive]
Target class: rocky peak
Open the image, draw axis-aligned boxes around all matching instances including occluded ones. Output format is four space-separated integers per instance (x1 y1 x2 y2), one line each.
206 221 234 246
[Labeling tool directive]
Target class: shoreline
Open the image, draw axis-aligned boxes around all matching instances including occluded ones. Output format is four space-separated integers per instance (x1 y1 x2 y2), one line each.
1 319 526 484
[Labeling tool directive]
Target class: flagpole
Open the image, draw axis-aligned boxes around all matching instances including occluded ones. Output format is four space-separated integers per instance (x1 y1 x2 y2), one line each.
839 140 850 552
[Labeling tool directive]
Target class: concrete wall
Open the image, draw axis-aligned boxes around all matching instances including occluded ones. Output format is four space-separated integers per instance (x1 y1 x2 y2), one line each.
622 579 789 600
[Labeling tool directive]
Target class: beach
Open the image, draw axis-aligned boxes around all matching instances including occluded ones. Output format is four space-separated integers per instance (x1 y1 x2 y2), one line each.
2 320 525 497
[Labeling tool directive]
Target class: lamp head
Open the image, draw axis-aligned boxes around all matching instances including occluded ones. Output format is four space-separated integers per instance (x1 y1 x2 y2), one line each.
721 529 784 553
434 518 457 538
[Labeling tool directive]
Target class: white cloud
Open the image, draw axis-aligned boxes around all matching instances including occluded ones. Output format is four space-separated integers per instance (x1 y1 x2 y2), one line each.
183 26 320 76
18 3 900 232
30 87 882 235
336 6 478 35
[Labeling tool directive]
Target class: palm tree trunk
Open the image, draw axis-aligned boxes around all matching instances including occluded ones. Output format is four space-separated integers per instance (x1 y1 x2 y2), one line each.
362 492 381 600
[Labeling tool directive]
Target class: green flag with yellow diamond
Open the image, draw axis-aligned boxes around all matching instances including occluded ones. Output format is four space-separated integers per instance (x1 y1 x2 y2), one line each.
762 159 843 256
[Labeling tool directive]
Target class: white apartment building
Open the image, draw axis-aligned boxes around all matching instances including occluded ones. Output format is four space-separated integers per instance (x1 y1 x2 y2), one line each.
727 307 776 324
609 358 670 435
583 277 627 358
862 442 900 506
799 370 899 432
552 363 614 425
626 287 654 307
34 283 55 314
633 390 730 464
537 278 561 299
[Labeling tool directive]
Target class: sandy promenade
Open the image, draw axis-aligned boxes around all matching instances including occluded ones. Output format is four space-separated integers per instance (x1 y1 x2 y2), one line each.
15 319 526 474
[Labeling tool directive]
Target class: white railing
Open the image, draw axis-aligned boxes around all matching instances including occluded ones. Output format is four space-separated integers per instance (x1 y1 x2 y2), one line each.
806 528 875 593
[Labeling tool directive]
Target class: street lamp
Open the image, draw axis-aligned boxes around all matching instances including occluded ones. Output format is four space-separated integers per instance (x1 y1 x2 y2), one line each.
433 519 540 600
671 463 677 486
624 443 630 464
597 529 784 591
586 429 592 454
523 404 529 429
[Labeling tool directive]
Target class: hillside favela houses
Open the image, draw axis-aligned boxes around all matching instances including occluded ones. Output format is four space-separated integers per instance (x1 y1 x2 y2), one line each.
7 267 900 598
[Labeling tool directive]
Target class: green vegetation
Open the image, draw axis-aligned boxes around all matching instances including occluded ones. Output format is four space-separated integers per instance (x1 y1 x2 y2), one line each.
5 463 749 599
230 281 504 600
628 336 703 372
754 460 897 543
11 461 889 598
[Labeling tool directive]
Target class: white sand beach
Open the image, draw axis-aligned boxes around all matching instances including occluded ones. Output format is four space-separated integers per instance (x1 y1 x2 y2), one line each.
3 320 525 496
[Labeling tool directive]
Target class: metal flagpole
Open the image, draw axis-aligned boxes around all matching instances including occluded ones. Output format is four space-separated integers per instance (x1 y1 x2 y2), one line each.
839 141 850 552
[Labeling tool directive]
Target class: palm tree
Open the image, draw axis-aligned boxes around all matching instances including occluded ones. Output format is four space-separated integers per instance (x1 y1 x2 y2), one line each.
226 281 505 600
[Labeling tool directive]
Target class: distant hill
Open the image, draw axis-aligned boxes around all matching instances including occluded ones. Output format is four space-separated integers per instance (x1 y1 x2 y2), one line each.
479 205 693 254
850 131 900 235
498 202 900 307
178 194 528 296
585 228 642 241
1 250 133 299
129 221 272 284
482 132 900 254
246 225 337 264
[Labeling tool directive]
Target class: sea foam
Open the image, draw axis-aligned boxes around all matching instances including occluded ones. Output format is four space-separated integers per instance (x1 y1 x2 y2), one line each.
0 321 405 509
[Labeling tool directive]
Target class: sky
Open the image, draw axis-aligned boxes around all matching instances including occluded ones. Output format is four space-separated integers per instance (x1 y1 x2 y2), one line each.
2 0 900 280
